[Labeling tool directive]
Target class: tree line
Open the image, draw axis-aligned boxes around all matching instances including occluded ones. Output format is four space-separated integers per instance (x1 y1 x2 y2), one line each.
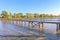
0 10 60 20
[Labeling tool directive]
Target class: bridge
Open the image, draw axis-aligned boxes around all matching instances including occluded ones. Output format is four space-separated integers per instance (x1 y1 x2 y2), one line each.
5 19 60 33
0 19 60 40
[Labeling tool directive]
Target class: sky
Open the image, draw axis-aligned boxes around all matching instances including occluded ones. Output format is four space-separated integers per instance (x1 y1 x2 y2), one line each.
0 0 60 15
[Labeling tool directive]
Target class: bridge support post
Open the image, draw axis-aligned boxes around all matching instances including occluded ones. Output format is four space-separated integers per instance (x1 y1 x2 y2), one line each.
24 22 26 27
8 20 10 23
28 22 30 28
38 22 40 30
41 22 44 32
16 21 18 25
59 24 60 30
31 22 34 29
58 24 60 33
19 21 21 25
12 21 14 24
11 20 12 24
7 20 8 23
22 21 23 26
10 20 12 24
21 21 22 26
56 24 60 34
56 24 59 33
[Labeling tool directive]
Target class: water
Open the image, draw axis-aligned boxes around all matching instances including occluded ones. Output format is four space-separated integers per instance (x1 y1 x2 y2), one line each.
0 19 60 40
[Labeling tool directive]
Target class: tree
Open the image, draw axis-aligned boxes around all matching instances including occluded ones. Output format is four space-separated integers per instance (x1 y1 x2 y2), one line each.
10 12 12 17
34 13 40 19
9 12 12 19
26 13 34 19
1 10 9 19
13 13 16 18
16 13 23 18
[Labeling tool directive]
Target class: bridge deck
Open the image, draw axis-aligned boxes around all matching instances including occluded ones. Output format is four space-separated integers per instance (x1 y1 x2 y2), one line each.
9 20 60 24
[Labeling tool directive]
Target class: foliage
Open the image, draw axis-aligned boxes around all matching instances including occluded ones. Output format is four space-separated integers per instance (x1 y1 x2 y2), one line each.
0 10 60 20
1 11 9 19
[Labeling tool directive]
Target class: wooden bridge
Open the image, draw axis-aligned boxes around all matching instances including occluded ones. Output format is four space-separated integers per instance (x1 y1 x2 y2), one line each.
4 19 60 34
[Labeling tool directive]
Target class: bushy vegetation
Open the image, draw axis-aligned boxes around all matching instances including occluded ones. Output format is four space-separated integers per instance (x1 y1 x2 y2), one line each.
0 10 60 20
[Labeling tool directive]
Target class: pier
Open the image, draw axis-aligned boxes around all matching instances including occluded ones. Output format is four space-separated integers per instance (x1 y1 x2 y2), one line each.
0 19 60 40
5 19 60 34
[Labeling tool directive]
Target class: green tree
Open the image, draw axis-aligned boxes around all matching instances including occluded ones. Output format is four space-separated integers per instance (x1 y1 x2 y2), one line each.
9 12 12 19
1 10 9 19
13 13 16 18
34 13 40 19
16 13 23 18
26 13 34 19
